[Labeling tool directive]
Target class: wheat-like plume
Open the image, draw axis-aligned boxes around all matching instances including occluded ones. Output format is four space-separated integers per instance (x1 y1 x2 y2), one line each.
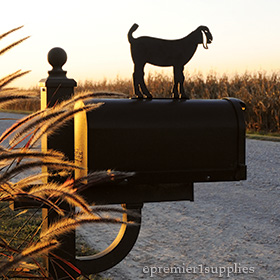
1 192 65 216
0 239 59 274
28 103 102 147
56 91 126 109
0 149 65 162
0 182 16 196
0 92 120 146
0 160 81 182
8 92 105 148
40 214 126 242
13 173 52 189
0 26 24 41
0 70 21 85
0 36 30 57
0 93 35 108
0 70 31 89
0 109 47 144
73 170 135 194
9 109 67 146
29 181 94 216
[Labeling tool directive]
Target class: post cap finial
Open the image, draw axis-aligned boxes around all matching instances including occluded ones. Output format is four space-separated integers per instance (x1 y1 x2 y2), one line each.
47 47 67 77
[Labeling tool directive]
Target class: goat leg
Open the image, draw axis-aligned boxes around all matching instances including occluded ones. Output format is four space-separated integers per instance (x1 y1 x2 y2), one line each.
179 72 189 99
174 66 189 99
133 72 144 98
140 79 152 99
172 83 179 99
180 84 189 99
172 66 183 99
137 68 152 98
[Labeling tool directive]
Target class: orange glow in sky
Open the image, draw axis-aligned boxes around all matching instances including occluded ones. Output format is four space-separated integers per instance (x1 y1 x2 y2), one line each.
1 0 279 88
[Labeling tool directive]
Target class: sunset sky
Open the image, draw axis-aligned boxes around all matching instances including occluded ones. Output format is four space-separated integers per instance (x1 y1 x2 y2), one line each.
1 0 279 88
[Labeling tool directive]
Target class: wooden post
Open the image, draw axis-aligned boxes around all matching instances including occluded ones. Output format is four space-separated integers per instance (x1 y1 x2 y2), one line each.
39 47 78 279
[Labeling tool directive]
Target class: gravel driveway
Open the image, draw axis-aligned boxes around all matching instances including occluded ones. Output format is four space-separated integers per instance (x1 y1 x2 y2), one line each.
1 112 279 279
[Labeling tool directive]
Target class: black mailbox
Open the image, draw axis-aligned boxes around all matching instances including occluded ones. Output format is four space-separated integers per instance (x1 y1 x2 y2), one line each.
11 48 247 276
74 98 246 205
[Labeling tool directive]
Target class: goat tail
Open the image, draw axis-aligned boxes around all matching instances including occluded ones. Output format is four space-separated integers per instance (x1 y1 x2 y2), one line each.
128 23 139 44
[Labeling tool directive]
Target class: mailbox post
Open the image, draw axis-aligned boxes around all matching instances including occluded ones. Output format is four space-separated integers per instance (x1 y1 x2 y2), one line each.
39 47 77 279
37 48 144 278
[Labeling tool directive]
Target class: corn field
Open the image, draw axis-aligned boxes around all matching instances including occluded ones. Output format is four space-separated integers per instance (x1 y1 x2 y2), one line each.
2 70 280 133
76 71 280 133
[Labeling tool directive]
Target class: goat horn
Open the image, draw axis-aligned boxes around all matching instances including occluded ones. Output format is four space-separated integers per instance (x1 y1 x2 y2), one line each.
202 30 208 49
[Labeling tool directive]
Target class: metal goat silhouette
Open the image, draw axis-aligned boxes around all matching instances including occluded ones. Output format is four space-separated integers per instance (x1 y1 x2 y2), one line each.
128 24 213 99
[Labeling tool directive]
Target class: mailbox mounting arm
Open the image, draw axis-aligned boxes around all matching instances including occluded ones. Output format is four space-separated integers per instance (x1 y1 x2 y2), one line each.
75 203 142 274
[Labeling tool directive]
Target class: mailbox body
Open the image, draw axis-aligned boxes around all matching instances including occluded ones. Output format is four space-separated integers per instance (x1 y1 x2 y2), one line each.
74 98 246 204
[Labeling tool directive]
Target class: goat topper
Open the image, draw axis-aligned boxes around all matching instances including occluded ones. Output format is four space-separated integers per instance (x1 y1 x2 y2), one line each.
128 23 213 99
